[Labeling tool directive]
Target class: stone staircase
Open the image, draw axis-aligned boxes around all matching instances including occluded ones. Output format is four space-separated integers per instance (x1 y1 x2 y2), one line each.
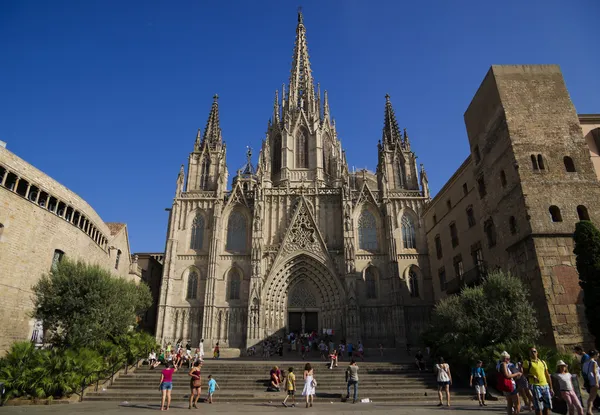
84 360 475 404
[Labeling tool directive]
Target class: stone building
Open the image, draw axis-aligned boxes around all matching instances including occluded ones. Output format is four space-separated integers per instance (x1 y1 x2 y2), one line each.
0 145 141 353
136 253 165 334
424 65 600 349
155 11 433 354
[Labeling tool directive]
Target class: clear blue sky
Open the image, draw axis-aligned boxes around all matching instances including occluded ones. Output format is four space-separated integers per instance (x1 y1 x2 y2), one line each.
1 0 598 252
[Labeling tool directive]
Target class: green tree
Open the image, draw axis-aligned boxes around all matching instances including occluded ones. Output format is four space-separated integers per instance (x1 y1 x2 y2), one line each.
423 270 539 367
32 259 152 349
573 220 600 348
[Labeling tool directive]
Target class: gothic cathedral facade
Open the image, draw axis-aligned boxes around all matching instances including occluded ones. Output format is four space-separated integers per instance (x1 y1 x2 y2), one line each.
156 12 433 353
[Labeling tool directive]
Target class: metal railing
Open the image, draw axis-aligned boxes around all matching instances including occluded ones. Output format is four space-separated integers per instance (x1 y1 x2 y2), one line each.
446 263 488 294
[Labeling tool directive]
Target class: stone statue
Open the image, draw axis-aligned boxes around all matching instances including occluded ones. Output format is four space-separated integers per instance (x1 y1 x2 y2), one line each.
344 211 351 231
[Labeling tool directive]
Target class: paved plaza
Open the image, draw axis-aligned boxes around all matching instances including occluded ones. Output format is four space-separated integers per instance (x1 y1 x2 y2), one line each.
2 401 508 414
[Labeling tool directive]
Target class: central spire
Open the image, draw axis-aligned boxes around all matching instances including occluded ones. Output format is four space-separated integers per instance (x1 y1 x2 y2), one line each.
382 94 401 144
287 8 316 116
203 94 222 146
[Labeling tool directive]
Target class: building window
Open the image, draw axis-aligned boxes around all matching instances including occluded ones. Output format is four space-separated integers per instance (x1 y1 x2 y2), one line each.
438 267 447 291
472 244 485 275
322 136 332 175
484 219 496 248
537 154 545 170
531 154 539 171
190 215 205 250
477 176 486 198
51 249 64 271
549 205 563 222
200 158 211 189
450 222 459 247
446 199 452 211
462 183 468 196
564 156 576 172
296 130 308 168
115 249 122 269
365 267 377 299
435 234 443 259
433 215 437 225
226 211 247 252
500 170 507 187
409 269 419 298
509 216 517 234
453 255 464 279
228 269 241 300
401 215 416 249
271 134 282 177
466 206 476 227
358 209 378 251
474 145 481 164
577 205 590 221
186 271 199 299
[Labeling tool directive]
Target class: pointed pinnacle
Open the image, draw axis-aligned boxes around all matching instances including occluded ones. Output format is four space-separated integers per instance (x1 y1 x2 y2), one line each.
403 128 411 150
203 95 222 143
273 90 280 122
382 94 401 144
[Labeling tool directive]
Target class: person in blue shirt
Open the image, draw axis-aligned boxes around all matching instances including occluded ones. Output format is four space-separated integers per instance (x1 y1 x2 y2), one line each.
575 346 590 377
207 375 219 404
469 360 487 407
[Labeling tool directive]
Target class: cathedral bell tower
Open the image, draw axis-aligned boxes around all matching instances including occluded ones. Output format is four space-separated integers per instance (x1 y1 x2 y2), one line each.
186 95 227 193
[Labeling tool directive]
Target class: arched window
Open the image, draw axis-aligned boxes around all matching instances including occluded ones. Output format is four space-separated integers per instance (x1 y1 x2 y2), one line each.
200 158 211 189
531 155 539 170
358 209 378 251
409 269 419 298
226 211 247 252
271 134 282 178
190 215 205 250
537 154 545 170
549 206 562 222
484 219 496 248
577 205 590 221
509 216 517 234
115 249 122 270
51 249 64 271
186 271 199 299
296 130 308 168
228 269 241 300
401 215 416 249
564 156 576 172
365 267 377 299
322 145 331 175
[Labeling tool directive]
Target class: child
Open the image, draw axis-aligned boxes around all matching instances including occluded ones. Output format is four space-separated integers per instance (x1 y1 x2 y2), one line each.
556 360 584 415
207 374 219 403
282 367 296 407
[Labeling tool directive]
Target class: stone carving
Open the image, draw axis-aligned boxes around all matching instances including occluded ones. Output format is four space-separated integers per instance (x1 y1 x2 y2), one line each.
283 204 321 255
288 281 317 308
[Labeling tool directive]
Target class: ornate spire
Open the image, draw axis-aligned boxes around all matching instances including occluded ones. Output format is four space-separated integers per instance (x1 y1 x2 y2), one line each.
323 90 330 119
287 8 316 116
382 94 401 144
194 128 201 150
403 128 411 150
273 90 280 123
203 94 222 144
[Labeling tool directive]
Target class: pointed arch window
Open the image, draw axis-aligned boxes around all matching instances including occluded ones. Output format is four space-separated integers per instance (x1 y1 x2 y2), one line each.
226 211 247 252
401 215 416 249
365 267 377 299
358 209 378 251
296 130 309 168
577 205 590 221
200 158 211 189
228 269 241 300
271 134 282 177
409 269 419 298
190 215 205 250
186 271 199 299
549 205 562 222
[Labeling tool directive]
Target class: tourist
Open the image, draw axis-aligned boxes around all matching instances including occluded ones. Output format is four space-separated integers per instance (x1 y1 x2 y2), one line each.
469 360 487 407
435 357 452 407
555 360 584 415
515 355 533 412
415 350 426 371
329 349 338 369
213 342 220 359
174 350 183 369
199 339 205 361
583 350 600 415
497 351 521 415
319 340 327 360
207 374 219 403
166 342 172 354
270 366 281 391
159 362 177 411
188 361 202 409
357 341 364 361
347 342 354 359
282 366 296 407
575 346 590 375
338 342 346 361
149 350 157 368
302 363 315 408
345 359 359 403
523 347 553 415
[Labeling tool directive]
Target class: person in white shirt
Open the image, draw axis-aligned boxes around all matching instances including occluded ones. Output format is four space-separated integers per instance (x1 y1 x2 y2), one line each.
198 339 205 361
555 360 584 415
149 351 157 367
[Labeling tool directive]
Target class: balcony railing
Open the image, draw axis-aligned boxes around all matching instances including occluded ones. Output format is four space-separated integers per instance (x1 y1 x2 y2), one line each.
446 262 488 295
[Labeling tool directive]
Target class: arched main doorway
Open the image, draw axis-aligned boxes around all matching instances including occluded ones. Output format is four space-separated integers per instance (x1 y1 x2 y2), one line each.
262 254 345 338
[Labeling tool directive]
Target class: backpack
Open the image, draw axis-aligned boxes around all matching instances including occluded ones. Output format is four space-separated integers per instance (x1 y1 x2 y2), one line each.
526 359 548 384
497 363 514 392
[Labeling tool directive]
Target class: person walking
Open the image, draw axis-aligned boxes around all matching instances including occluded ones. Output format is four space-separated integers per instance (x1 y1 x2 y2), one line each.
188 361 202 409
523 347 554 415
357 342 365 361
282 366 296 407
213 342 220 359
555 360 584 415
207 374 219 403
302 363 315 408
435 357 452 407
515 355 533 412
584 350 599 415
198 339 205 362
159 362 177 411
497 351 521 415
469 360 487 407
345 359 359 403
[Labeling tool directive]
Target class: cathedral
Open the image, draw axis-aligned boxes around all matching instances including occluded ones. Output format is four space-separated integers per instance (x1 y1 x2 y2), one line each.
155 11 433 353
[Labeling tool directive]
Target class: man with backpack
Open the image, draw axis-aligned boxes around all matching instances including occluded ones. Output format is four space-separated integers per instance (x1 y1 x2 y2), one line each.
523 347 554 415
